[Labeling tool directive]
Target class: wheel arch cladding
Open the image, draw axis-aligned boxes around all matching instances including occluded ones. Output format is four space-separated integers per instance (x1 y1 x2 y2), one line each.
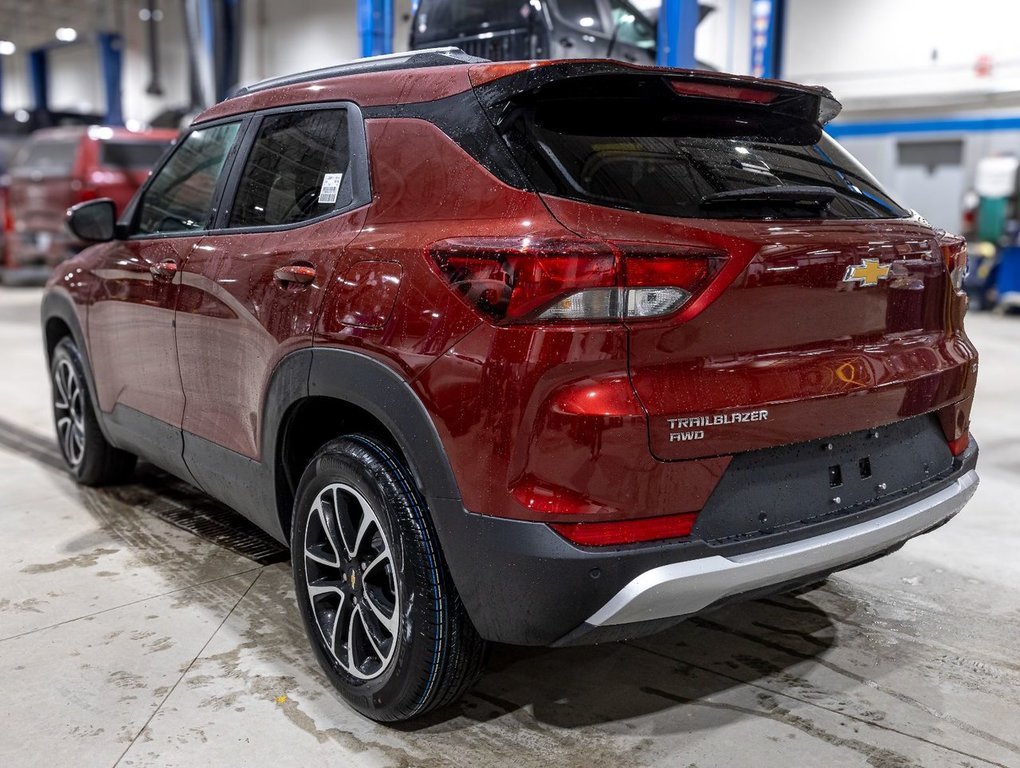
40 291 85 362
268 348 463 544
40 290 116 445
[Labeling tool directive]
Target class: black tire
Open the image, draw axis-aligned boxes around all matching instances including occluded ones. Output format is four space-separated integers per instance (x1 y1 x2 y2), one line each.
291 435 487 722
50 337 136 485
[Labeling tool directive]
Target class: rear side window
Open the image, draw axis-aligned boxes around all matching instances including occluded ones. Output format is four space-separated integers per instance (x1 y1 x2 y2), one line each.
229 109 350 228
499 75 909 220
100 140 171 170
135 122 240 235
11 139 78 178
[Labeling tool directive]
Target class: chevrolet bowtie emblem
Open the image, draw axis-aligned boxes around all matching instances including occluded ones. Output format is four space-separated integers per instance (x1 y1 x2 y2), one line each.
843 258 891 287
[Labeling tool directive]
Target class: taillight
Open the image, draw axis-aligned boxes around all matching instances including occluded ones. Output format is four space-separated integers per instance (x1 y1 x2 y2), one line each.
428 237 725 324
550 512 698 547
939 235 968 293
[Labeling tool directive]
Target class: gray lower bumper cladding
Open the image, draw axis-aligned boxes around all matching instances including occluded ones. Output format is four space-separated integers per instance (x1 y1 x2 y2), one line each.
584 469 979 628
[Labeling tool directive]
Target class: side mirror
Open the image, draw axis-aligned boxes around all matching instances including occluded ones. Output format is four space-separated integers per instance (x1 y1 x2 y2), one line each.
67 198 118 243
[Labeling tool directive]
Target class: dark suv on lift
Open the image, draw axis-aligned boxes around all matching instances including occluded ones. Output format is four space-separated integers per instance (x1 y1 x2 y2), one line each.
410 0 658 63
42 48 979 722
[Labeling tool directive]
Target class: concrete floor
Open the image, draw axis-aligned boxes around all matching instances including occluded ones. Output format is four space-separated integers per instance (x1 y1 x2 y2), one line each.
0 285 1017 768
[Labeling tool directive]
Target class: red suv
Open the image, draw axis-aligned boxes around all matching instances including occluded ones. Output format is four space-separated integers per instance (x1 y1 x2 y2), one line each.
4 125 175 282
41 49 979 722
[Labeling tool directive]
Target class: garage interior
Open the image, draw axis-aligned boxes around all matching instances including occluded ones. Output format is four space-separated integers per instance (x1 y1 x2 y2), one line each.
1 1 1019 767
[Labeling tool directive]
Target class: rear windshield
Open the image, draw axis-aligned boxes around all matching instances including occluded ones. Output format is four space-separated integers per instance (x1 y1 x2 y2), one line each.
414 0 530 42
499 77 909 220
10 139 78 178
101 140 171 170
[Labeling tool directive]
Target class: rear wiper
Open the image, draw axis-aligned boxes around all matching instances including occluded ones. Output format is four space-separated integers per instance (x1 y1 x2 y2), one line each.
699 185 837 209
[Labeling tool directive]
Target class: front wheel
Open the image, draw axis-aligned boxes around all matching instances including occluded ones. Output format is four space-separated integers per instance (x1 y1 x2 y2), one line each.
291 435 487 722
50 337 136 485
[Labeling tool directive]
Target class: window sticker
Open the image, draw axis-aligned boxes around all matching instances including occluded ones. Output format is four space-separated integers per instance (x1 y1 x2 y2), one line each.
318 172 344 204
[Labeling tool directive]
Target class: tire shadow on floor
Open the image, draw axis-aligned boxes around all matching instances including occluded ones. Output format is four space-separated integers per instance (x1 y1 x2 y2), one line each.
399 584 842 733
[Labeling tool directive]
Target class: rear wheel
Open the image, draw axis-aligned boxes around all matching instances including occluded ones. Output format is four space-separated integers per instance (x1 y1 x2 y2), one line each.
50 337 136 485
291 435 487 722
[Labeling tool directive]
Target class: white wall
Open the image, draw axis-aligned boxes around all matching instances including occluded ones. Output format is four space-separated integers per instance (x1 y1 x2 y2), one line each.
119 0 191 123
47 44 104 115
695 0 752 75
784 0 1020 113
240 0 360 84
1 53 29 113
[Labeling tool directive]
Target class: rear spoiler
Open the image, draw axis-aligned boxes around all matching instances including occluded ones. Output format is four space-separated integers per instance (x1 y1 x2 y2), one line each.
468 60 842 127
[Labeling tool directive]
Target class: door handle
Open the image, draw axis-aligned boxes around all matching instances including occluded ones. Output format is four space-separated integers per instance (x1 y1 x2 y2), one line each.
150 259 178 281
274 264 317 286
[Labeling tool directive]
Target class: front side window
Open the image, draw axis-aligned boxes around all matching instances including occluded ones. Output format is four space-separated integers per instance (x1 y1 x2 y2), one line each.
229 109 351 228
135 122 240 235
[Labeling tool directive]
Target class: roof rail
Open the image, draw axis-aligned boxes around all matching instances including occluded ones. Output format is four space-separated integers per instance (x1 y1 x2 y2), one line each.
229 47 489 99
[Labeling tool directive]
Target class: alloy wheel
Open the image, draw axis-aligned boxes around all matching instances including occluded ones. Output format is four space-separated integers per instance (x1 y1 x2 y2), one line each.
303 482 400 680
53 358 85 468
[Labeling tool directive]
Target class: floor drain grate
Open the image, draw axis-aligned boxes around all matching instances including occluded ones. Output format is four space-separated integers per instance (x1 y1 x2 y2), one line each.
127 466 289 565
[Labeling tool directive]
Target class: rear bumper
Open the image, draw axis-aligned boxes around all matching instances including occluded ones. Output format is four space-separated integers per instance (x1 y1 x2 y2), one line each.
582 467 977 629
430 442 978 646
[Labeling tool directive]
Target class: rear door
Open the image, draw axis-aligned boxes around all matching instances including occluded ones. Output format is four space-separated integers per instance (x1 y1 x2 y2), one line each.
176 104 370 498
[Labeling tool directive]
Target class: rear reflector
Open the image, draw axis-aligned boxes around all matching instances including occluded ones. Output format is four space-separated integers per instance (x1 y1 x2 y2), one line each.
948 433 970 457
428 237 725 324
550 512 698 547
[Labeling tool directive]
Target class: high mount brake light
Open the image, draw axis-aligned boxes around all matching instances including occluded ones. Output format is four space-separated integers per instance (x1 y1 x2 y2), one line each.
668 80 779 104
939 236 968 293
428 237 725 324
